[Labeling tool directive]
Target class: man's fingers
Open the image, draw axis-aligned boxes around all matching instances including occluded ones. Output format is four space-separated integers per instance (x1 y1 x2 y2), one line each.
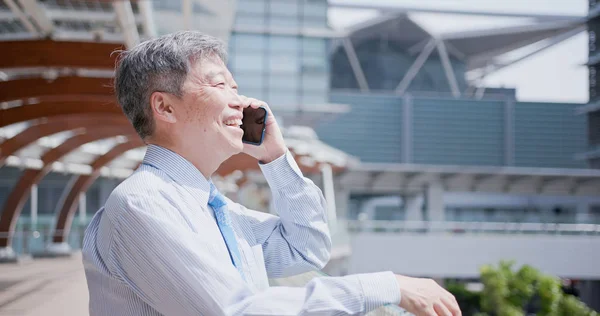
422 307 438 316
433 301 452 316
441 296 461 316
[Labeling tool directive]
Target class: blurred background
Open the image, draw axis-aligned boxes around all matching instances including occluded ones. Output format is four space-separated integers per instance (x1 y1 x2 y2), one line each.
0 0 598 315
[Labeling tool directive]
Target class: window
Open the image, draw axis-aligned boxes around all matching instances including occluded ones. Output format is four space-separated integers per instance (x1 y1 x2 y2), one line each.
301 91 327 105
237 0 267 15
302 17 328 28
302 37 326 55
152 0 181 11
232 53 265 72
302 0 327 19
302 72 328 91
269 54 299 73
231 33 267 52
269 16 300 28
234 72 265 90
268 74 299 90
267 90 299 106
301 54 327 71
269 35 300 53
239 88 265 100
235 13 267 28
269 1 299 17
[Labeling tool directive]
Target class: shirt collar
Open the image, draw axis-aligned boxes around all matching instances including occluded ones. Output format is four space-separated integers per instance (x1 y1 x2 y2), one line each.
142 144 211 206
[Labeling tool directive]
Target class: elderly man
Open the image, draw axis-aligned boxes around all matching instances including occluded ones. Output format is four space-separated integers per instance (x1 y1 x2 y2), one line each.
82 31 460 316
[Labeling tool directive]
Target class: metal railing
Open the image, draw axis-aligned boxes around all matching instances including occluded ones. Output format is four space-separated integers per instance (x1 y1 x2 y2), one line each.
347 220 600 235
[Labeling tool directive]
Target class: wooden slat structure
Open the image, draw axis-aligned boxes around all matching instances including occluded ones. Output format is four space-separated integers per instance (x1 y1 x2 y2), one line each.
0 38 351 253
0 126 137 247
0 40 122 69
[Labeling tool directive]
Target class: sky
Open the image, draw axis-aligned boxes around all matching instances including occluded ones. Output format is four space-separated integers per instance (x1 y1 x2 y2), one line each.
328 0 589 103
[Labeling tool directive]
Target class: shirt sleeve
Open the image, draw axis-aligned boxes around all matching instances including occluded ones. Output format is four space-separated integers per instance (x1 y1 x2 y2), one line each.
234 150 332 278
105 192 401 316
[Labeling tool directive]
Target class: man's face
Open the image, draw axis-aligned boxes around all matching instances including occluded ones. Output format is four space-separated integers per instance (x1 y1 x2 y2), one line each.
175 56 244 158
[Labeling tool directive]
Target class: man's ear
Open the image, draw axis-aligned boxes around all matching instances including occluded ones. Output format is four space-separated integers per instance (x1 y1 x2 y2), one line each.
150 91 177 124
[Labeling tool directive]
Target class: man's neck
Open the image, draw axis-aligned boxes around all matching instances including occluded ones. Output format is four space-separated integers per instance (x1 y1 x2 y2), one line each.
147 137 222 180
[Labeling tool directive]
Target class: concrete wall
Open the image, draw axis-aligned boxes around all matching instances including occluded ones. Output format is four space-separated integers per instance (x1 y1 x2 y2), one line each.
348 233 600 279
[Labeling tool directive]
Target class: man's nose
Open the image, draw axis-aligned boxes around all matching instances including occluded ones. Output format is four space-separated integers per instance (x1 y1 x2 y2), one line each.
229 95 244 111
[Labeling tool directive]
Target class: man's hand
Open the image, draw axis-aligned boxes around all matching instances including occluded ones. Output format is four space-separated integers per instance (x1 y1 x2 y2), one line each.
395 275 461 316
239 96 287 164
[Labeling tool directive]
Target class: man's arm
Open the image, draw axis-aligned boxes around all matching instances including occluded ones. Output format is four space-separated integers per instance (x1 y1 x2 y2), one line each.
105 193 400 316
232 150 332 278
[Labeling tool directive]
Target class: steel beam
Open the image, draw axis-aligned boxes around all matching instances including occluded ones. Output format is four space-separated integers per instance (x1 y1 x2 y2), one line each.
342 37 369 92
436 40 461 97
396 39 436 94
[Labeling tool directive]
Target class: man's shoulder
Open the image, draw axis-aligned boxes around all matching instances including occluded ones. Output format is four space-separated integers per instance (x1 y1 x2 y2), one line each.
104 166 180 216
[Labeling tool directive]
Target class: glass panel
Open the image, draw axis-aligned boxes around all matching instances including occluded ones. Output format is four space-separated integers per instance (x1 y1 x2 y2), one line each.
235 13 267 27
302 72 328 91
152 0 181 11
303 17 328 28
237 0 266 14
269 16 300 28
232 53 265 71
301 54 327 71
268 74 299 90
234 72 265 90
231 33 267 52
268 89 299 106
301 91 327 105
269 54 300 73
269 35 300 53
238 88 265 101
270 1 299 17
303 0 328 18
303 37 327 55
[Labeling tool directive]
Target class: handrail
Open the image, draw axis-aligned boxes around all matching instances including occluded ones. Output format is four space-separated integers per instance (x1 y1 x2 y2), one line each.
347 220 600 235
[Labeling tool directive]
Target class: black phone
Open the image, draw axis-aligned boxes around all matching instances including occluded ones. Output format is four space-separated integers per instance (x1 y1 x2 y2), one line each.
241 106 268 145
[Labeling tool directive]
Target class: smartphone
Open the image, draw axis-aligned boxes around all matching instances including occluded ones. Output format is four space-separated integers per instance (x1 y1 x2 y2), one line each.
241 106 268 145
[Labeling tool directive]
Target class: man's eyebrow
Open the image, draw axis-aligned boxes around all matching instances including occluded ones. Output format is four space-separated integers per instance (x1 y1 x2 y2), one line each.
205 71 225 81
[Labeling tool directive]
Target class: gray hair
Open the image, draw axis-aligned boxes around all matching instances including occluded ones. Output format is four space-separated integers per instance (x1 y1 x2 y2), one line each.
114 31 228 139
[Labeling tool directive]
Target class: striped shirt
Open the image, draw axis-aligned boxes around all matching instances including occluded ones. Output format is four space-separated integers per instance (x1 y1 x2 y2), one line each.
82 144 401 315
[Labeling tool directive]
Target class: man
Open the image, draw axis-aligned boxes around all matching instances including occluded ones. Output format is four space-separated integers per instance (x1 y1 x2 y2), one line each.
82 31 460 316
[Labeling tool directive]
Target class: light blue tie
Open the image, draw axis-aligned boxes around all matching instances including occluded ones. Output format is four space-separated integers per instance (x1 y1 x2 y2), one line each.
208 183 245 279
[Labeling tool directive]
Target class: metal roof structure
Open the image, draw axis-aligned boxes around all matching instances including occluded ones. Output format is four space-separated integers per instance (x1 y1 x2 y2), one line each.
337 162 600 196
329 3 587 97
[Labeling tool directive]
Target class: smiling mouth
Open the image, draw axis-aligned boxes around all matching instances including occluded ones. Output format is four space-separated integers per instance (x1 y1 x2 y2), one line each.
224 119 242 128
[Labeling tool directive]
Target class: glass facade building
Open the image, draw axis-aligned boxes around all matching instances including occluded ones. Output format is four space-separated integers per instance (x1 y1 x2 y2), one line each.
228 0 330 111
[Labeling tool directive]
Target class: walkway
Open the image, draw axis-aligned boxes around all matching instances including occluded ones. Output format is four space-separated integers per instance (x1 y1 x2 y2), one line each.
0 252 88 316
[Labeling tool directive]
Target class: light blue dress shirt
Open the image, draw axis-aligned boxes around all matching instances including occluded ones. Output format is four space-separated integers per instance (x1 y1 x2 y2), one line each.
82 144 401 315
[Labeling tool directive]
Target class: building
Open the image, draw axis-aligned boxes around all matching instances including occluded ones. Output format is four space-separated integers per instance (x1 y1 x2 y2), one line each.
583 1 600 169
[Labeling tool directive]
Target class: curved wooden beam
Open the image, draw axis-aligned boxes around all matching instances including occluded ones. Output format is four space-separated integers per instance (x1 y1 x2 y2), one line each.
53 138 145 243
0 126 137 248
0 100 122 128
0 76 114 103
216 152 347 177
0 115 128 166
0 40 122 69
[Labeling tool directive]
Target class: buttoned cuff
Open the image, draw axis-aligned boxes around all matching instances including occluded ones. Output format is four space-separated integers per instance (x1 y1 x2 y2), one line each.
259 150 303 190
357 271 401 313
